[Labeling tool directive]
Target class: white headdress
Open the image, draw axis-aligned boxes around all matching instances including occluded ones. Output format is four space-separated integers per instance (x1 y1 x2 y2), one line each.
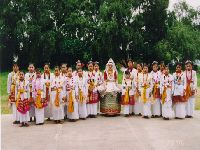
105 58 118 75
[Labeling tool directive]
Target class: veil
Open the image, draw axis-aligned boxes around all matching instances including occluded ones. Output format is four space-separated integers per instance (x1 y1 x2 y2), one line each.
105 58 118 75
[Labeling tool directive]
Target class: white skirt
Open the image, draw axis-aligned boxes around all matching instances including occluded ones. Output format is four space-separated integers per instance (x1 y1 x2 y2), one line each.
152 99 161 116
44 103 52 118
52 105 64 120
78 103 87 118
123 105 130 115
11 103 20 121
174 102 186 118
19 111 30 123
29 104 35 117
162 101 174 118
67 101 79 120
87 103 98 115
35 108 44 124
134 100 143 115
143 101 152 117
186 97 195 116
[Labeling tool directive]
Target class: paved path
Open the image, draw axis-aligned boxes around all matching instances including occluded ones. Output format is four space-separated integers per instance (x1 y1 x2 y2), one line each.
1 112 200 150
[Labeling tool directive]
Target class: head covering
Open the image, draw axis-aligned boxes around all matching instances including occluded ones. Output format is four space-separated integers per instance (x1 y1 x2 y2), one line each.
94 61 99 65
105 58 118 75
87 60 93 65
152 61 158 65
185 60 192 65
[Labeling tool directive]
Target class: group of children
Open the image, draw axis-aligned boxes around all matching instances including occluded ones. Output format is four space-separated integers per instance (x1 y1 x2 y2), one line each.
7 59 197 127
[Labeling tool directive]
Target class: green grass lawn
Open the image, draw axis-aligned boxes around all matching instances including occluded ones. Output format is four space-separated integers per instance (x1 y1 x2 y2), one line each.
0 70 199 114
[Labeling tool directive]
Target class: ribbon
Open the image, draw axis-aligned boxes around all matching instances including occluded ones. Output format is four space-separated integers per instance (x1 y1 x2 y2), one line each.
79 88 83 103
16 88 24 107
54 88 61 107
68 90 74 113
142 84 149 103
88 80 95 102
124 87 129 104
153 83 159 100
35 90 43 109
161 86 167 104
185 82 192 100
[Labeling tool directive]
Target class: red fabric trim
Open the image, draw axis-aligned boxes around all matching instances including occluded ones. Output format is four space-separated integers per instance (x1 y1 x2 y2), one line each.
121 95 135 105
87 92 99 104
9 92 16 102
173 96 187 103
104 71 107 80
17 98 30 114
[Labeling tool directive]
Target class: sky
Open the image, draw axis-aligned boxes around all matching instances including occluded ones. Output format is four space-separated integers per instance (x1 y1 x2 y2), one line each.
168 0 200 10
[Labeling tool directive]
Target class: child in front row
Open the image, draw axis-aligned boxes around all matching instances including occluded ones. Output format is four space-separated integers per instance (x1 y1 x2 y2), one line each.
121 70 135 117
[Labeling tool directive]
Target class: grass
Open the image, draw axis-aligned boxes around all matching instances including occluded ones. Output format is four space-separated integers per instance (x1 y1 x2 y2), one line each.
0 70 199 114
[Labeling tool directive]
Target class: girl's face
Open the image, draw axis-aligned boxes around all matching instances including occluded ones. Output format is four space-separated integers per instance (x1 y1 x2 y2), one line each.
176 65 182 72
13 65 19 72
152 64 158 72
19 72 24 80
88 63 93 71
36 72 41 78
108 64 113 69
137 64 142 71
44 65 50 73
78 70 83 77
165 68 169 75
94 64 99 71
61 64 67 73
143 66 148 73
76 63 82 70
185 64 192 71
67 68 72 77
54 68 60 76
128 61 133 68
28 64 35 73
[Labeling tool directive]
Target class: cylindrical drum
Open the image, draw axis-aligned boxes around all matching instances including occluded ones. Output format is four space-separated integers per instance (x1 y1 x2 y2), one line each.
100 92 121 115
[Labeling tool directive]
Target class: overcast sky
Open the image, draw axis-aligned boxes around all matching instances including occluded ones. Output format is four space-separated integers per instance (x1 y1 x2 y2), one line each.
169 0 200 10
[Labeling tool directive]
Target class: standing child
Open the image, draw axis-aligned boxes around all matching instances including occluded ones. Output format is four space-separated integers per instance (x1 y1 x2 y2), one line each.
139 64 152 119
75 68 88 119
93 61 103 114
184 60 197 118
60 63 68 120
33 69 46 125
50 66 65 123
87 61 98 118
134 63 143 116
121 70 135 117
16 71 30 127
173 63 186 119
160 66 174 120
7 63 20 124
25 63 36 122
42 63 54 121
65 67 79 121
150 61 161 118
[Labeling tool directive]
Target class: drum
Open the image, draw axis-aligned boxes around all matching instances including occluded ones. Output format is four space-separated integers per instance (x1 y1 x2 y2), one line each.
100 92 121 115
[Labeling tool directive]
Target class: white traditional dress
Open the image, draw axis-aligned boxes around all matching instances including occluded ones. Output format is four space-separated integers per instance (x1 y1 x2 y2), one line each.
7 71 20 122
150 70 161 116
94 70 103 114
42 72 54 119
75 76 88 119
184 70 197 117
138 73 153 117
173 71 186 118
25 72 36 118
60 73 68 117
87 71 99 116
50 75 65 120
121 77 135 115
160 74 175 119
15 80 30 123
100 59 121 115
65 76 79 120
32 77 46 124
133 71 143 115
